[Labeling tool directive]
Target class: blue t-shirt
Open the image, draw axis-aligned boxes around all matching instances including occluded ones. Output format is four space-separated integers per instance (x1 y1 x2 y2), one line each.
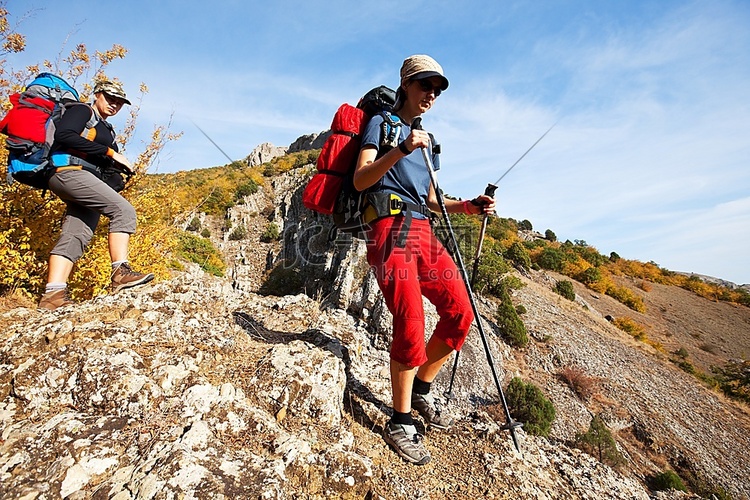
361 113 440 218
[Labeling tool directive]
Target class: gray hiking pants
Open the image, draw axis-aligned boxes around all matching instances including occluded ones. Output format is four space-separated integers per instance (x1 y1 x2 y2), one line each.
48 169 137 262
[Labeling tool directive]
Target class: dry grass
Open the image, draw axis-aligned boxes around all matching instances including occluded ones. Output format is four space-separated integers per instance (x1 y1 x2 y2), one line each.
557 365 599 401
0 290 37 313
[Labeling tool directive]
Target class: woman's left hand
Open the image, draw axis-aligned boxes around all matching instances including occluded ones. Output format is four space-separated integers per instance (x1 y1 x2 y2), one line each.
471 194 495 215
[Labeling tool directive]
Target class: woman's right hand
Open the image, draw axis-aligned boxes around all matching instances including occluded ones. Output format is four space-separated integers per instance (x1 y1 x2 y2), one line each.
402 129 431 153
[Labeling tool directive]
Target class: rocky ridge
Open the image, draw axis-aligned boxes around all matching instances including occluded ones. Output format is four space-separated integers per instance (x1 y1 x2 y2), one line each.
1 154 750 498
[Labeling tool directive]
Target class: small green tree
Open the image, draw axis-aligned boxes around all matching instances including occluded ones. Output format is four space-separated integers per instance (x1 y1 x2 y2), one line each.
554 280 576 301
518 219 533 231
228 225 247 241
648 470 687 492
575 415 624 467
505 241 531 270
176 232 225 277
536 246 565 272
473 240 511 297
713 359 750 404
579 267 602 287
260 223 281 242
545 229 557 242
204 186 235 215
186 216 201 232
495 285 528 347
235 180 258 200
505 378 555 436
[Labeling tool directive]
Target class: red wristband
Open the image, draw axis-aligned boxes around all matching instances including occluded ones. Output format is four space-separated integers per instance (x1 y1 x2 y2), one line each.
463 200 473 214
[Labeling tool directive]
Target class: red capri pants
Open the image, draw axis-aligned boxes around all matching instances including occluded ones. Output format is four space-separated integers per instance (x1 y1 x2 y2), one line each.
366 216 474 368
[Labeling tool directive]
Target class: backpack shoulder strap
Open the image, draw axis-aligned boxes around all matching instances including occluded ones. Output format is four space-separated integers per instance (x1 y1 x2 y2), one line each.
85 105 100 129
428 132 441 155
61 101 99 128
378 111 402 150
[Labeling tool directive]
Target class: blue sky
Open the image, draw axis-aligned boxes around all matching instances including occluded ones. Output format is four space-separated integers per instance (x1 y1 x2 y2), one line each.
7 0 750 285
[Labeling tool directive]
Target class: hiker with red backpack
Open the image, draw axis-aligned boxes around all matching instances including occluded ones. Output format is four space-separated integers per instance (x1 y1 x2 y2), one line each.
354 55 495 464
37 79 153 310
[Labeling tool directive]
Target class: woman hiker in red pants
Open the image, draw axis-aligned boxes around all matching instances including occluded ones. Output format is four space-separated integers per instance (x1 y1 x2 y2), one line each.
354 54 495 464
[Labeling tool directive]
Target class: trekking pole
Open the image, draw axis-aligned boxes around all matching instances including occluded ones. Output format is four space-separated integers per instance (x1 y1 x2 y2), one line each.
412 118 522 453
444 122 557 402
191 119 235 164
469 183 499 285
444 182 497 402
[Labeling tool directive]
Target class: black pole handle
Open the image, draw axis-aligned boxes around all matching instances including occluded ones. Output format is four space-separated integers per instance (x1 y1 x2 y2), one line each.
485 183 498 198
411 117 423 130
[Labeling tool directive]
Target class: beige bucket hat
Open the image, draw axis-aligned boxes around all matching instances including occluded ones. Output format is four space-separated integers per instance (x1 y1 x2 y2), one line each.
400 54 449 90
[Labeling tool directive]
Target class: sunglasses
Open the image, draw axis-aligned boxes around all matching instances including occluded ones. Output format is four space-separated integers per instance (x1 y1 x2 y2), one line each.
415 79 442 97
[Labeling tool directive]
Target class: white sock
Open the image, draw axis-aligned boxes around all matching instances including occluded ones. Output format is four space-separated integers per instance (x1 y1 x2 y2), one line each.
45 283 67 293
112 260 128 269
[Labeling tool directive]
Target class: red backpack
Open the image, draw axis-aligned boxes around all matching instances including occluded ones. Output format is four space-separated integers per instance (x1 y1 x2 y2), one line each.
1 73 84 189
302 86 398 238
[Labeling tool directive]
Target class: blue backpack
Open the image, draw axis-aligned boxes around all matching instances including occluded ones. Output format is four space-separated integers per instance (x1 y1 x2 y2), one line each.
1 73 95 189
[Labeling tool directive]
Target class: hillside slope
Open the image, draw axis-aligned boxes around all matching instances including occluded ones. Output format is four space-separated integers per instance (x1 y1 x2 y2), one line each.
1 166 749 499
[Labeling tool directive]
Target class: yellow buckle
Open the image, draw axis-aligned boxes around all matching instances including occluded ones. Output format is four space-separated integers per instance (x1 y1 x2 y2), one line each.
362 193 405 224
388 194 403 215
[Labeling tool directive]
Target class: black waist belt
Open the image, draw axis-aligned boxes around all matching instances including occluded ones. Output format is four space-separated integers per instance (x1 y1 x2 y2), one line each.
362 192 430 247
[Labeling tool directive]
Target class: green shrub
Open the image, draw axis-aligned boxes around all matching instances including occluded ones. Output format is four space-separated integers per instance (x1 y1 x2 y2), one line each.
260 223 281 243
176 232 225 277
573 245 607 267
235 180 258 200
579 267 602 287
228 225 247 241
200 228 211 238
545 229 557 242
554 280 576 301
537 246 565 272
673 357 695 375
186 216 201 232
474 241 512 297
649 470 687 492
517 219 533 231
262 163 279 177
505 377 555 437
204 187 235 215
575 415 624 467
503 274 525 291
486 216 518 242
505 241 531 270
515 304 527 315
495 285 528 347
713 359 750 404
